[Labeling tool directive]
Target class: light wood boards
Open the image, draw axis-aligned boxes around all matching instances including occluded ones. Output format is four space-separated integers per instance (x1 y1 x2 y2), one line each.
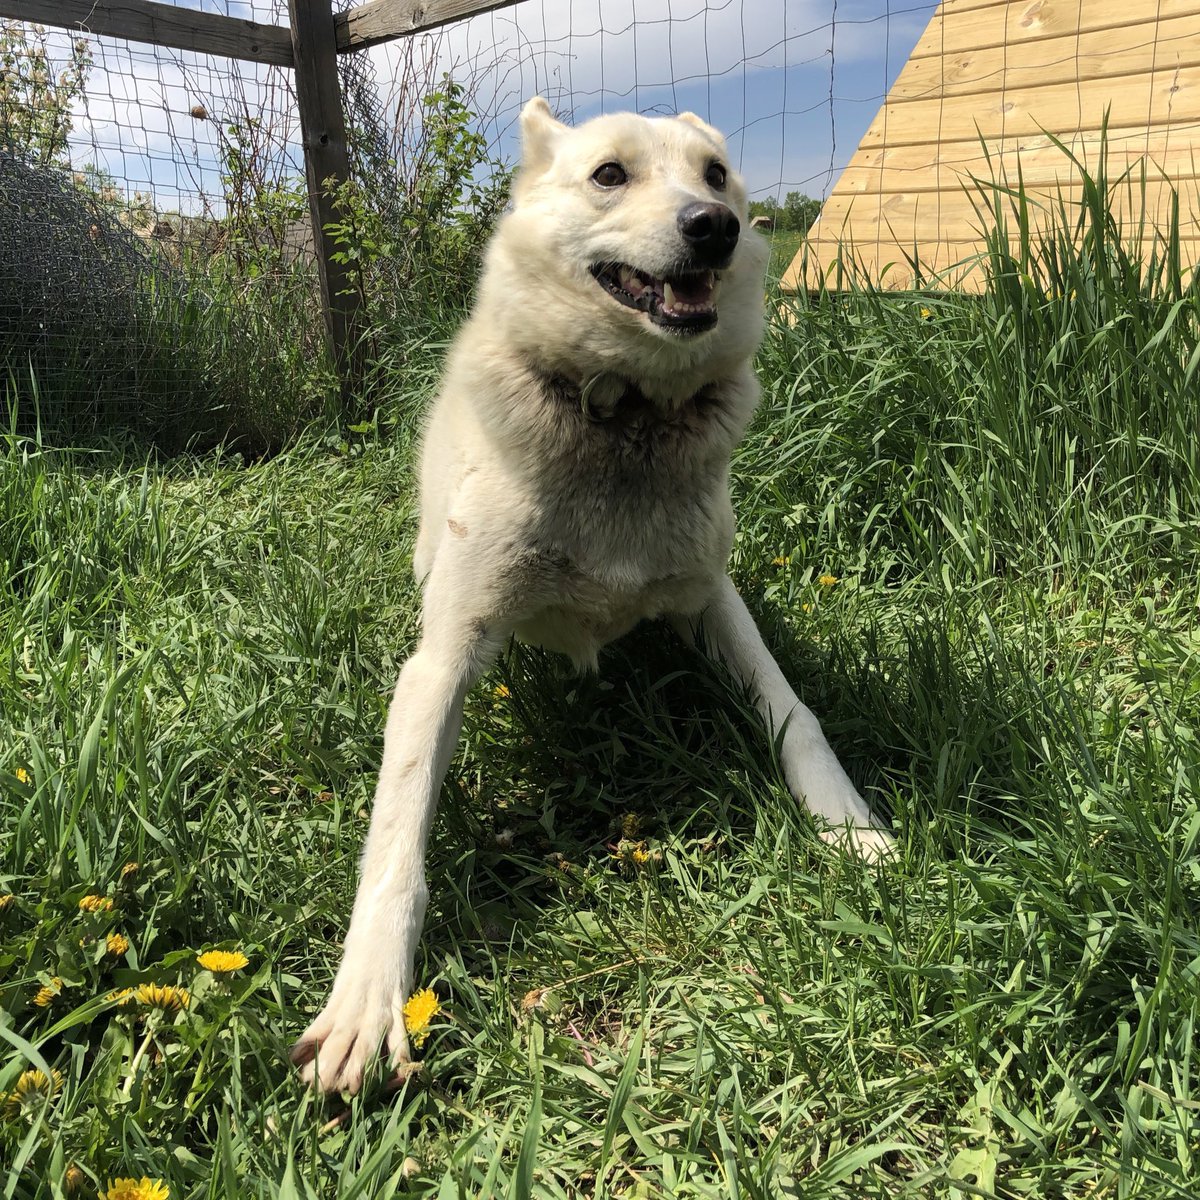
335 0 525 52
0 0 295 66
786 0 1200 291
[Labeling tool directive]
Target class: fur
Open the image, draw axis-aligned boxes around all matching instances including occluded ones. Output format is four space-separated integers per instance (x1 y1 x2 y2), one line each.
292 98 892 1094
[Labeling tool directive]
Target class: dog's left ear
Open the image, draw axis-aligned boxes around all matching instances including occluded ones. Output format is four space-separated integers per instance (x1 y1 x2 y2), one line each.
677 111 727 149
519 96 567 175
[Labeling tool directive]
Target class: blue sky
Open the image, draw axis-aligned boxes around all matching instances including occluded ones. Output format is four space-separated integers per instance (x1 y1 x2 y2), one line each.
60 1 936 213
382 0 936 200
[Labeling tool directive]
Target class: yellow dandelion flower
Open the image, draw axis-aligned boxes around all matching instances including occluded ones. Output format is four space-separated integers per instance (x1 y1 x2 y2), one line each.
919 306 933 320
64 1164 86 1194
106 932 130 957
14 766 30 784
771 555 791 567
818 574 840 587
32 977 63 1008
196 949 248 974
5 1068 63 1117
612 839 655 869
135 984 189 1012
801 603 813 612
105 1178 169 1200
0 894 13 913
402 988 441 1048
120 861 139 879
492 684 510 700
79 894 114 914
107 987 136 1006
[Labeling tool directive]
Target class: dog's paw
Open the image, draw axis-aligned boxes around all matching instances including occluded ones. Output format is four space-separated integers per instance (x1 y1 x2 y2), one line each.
818 823 897 862
291 972 412 1094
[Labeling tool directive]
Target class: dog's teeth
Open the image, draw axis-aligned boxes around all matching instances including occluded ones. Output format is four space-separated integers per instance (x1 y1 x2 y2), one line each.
663 281 676 311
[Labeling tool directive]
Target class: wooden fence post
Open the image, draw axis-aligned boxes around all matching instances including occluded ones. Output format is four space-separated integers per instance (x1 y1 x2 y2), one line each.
287 0 360 395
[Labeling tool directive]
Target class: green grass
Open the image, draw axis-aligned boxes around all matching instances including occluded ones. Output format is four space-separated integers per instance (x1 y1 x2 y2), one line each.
2 170 1200 1198
754 227 806 286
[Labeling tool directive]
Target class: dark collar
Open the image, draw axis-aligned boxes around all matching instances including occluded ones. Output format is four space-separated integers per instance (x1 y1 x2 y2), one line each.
543 370 714 423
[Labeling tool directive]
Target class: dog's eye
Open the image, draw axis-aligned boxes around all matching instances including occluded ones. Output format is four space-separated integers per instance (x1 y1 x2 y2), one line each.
705 162 727 190
592 162 628 188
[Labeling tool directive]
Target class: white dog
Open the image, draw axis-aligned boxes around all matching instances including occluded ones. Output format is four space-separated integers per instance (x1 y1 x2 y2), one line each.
293 98 892 1093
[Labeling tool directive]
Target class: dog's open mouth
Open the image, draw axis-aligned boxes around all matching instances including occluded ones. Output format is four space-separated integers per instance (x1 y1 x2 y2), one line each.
590 263 719 333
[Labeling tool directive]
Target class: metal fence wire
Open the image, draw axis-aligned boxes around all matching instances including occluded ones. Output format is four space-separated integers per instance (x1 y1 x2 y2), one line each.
0 1 934 447
0 4 316 445
0 148 176 421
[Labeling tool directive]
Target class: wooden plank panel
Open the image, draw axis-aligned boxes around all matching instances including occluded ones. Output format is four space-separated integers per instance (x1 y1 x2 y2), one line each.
834 128 1200 197
801 233 1200 257
784 0 1200 290
858 65 1200 149
891 13 1200 102
785 236 1200 292
783 248 988 292
336 0 524 52
911 0 1199 61
810 180 1200 246
0 0 294 66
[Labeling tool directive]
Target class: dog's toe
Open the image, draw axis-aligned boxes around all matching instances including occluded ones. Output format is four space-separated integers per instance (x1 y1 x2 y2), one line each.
819 824 897 862
295 1025 370 1093
292 978 410 1094
384 1060 424 1093
290 1037 317 1069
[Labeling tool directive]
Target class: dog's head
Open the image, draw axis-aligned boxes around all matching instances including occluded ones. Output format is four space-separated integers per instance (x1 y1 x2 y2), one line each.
482 99 768 390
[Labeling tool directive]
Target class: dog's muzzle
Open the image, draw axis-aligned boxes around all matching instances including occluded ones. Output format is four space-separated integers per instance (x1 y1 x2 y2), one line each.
677 202 740 269
589 202 739 335
589 262 721 334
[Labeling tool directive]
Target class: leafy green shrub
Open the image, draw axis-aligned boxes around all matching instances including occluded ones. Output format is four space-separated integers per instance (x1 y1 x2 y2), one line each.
749 191 822 233
0 20 89 163
328 78 512 317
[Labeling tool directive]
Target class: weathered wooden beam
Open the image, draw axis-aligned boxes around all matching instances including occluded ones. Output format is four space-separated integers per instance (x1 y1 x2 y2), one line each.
0 0 294 67
288 0 361 391
335 0 525 53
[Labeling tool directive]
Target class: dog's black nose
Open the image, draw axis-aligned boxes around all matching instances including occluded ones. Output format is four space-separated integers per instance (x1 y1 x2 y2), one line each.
677 202 740 264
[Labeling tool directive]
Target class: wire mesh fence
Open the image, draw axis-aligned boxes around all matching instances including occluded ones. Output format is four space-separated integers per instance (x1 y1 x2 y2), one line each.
0 0 962 448
0 4 323 446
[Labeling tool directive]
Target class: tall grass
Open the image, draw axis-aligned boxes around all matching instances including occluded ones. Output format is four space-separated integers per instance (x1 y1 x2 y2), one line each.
1 156 1198 1197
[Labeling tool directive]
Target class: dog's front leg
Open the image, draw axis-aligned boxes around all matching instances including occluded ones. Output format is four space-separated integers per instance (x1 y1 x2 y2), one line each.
292 595 503 1093
676 574 893 859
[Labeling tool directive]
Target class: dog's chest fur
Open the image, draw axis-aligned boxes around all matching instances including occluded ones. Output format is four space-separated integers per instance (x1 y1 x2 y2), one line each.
499 373 745 666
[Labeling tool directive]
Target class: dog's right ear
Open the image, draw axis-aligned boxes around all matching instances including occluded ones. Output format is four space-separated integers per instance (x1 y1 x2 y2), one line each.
676 111 727 149
519 96 566 175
